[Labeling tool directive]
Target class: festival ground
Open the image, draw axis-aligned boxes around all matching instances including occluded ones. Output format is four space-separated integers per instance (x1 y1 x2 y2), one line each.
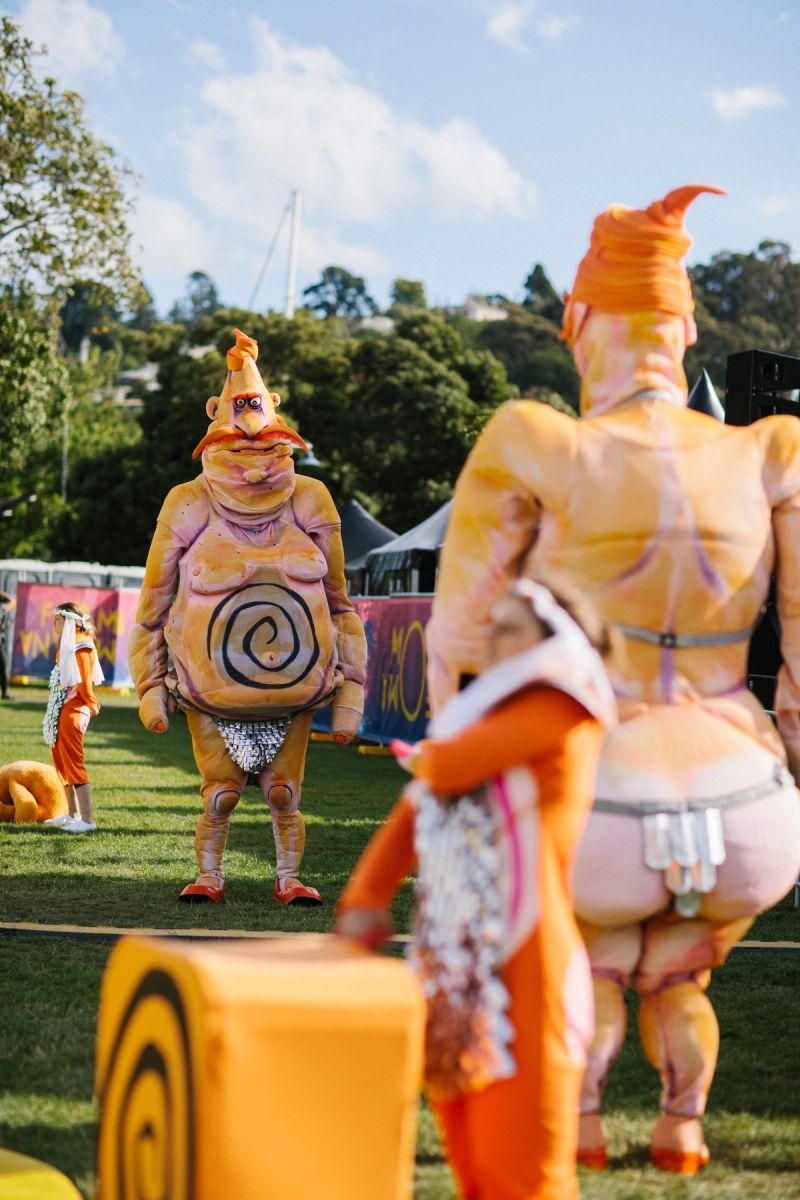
1 685 799 1199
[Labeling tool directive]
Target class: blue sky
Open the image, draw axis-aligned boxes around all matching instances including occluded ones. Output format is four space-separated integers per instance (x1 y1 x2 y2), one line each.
9 0 800 316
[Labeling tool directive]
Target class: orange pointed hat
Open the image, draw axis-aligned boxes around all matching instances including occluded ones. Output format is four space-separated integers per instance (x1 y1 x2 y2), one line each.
221 328 268 400
562 185 726 346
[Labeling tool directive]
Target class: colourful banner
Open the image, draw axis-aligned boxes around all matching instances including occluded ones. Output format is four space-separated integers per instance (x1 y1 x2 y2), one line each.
314 597 433 743
11 584 434 740
11 583 140 687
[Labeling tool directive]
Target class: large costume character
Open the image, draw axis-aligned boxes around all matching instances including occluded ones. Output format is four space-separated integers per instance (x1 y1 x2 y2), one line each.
129 330 367 905
426 187 800 1172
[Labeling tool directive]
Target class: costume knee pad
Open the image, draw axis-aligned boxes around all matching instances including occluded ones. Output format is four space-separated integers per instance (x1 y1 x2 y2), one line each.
206 786 241 818
267 782 298 814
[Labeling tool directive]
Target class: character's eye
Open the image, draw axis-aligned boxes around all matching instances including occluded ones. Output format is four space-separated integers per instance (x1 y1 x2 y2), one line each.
248 397 261 409
234 398 246 410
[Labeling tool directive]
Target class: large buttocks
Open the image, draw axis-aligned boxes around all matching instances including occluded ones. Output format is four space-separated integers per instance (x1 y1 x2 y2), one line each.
166 516 338 717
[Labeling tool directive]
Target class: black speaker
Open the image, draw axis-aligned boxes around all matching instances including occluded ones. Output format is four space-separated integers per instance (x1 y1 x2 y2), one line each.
723 350 800 711
725 348 800 426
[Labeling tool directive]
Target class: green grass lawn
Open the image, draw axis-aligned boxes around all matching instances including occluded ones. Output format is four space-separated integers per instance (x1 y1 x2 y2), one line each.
1 685 799 1198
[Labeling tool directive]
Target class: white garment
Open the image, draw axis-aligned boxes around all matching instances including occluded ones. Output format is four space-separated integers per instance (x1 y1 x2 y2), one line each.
55 611 104 689
431 581 617 741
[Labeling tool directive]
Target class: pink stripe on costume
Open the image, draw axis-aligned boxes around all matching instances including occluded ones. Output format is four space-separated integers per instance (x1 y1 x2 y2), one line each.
494 775 523 926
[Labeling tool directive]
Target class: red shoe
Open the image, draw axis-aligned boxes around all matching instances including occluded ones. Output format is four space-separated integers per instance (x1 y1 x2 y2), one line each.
651 1144 710 1175
576 1147 608 1171
273 878 323 906
179 880 225 904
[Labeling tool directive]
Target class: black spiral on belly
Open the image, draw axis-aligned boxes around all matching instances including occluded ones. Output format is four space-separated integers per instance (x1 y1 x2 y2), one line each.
206 582 320 691
96 970 194 1200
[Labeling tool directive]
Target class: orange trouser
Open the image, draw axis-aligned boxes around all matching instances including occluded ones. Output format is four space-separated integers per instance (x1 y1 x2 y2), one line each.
433 920 587 1200
51 698 91 786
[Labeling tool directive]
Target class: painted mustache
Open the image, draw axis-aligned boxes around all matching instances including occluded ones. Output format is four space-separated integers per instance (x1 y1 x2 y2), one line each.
192 424 309 460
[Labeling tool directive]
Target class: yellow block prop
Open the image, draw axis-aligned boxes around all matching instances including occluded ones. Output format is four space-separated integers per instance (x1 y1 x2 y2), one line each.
95 934 424 1200
0 1149 81 1200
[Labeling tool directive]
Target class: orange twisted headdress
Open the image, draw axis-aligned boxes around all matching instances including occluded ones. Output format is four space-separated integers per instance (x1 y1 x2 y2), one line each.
226 328 259 371
562 185 726 347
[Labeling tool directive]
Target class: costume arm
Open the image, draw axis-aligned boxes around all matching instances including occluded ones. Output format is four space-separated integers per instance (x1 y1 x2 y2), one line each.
75 646 99 712
337 793 417 913
294 477 367 739
427 400 576 712
128 481 208 731
414 687 593 795
766 417 800 781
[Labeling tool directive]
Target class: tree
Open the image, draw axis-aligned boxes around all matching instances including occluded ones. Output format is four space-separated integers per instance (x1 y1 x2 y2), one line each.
0 16 137 302
522 263 563 323
59 281 119 353
51 349 144 562
169 270 221 328
390 278 426 309
476 306 579 408
687 241 800 389
303 266 377 319
393 310 463 364
0 287 68 557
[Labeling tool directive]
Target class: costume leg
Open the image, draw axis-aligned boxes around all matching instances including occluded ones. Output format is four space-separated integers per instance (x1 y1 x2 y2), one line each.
635 911 753 1124
184 710 246 894
259 710 314 887
577 921 641 1114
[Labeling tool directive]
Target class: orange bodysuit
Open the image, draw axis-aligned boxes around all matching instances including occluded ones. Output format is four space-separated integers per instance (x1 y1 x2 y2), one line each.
51 643 99 787
339 686 603 1200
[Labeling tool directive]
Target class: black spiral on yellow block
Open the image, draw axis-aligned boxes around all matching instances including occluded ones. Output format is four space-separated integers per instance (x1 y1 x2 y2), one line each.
97 970 194 1200
206 581 321 691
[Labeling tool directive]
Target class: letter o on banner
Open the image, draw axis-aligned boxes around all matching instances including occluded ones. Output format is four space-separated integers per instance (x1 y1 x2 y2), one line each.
399 620 426 723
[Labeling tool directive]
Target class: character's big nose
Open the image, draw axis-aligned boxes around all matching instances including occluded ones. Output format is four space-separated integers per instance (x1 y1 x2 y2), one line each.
237 410 269 436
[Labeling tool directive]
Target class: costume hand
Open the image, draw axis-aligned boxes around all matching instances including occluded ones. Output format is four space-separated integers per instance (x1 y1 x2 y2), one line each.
391 739 422 773
334 906 393 950
332 680 364 745
139 684 170 733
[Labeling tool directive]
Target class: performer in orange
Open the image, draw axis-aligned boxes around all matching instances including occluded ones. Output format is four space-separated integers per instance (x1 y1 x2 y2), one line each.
42 602 103 833
426 185 800 1172
337 580 615 1200
129 330 367 905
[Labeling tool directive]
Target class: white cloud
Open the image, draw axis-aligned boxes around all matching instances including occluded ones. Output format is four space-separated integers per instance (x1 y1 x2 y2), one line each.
760 193 800 219
537 13 580 40
485 1 537 52
479 1 579 52
174 18 537 281
17 0 123 83
190 39 226 73
131 193 221 283
711 85 787 122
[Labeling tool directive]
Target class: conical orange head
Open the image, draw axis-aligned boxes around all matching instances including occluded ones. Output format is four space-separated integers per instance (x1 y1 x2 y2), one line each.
562 184 727 346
